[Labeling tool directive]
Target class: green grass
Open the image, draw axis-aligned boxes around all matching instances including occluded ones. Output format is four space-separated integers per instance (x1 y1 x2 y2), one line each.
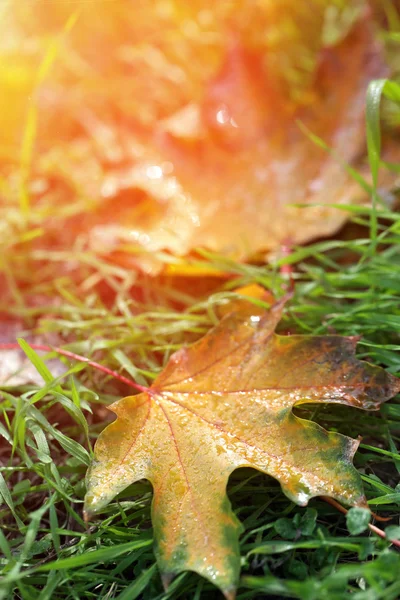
2 201 400 600
2 39 400 600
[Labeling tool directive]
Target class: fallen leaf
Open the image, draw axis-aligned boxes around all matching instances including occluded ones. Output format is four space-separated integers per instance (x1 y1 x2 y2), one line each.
0 3 392 274
84 296 400 598
65 9 389 273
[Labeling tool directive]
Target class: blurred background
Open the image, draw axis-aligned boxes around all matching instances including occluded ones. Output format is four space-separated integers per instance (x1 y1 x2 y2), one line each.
0 0 399 280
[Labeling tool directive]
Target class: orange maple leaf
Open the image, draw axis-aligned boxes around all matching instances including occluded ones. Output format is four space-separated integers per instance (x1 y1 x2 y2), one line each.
0 2 391 274
85 297 400 598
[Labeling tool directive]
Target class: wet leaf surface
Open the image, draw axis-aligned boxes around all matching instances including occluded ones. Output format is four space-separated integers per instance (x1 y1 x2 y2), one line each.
85 297 400 597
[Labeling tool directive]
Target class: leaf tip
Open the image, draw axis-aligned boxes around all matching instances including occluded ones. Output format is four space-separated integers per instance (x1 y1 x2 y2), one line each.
223 588 237 600
83 508 91 526
392 375 400 395
161 572 174 591
83 489 103 523
348 335 362 346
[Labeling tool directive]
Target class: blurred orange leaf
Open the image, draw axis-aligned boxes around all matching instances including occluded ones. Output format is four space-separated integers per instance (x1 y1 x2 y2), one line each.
0 2 389 273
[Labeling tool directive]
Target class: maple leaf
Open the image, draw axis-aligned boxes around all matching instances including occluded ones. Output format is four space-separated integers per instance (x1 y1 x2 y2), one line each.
84 297 400 598
67 10 388 274
1 3 396 275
